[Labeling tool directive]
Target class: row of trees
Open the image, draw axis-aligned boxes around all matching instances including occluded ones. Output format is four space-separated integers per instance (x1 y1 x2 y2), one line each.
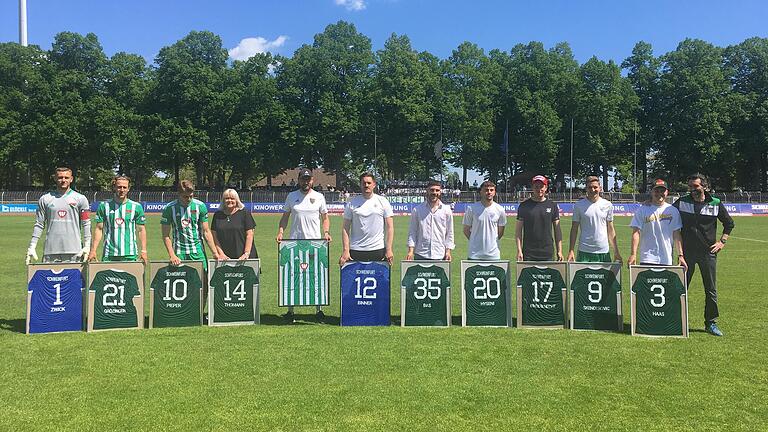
1 21 767 191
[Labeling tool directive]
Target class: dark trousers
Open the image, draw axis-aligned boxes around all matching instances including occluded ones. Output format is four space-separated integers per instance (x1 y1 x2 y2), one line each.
414 254 438 261
685 253 719 324
350 248 386 262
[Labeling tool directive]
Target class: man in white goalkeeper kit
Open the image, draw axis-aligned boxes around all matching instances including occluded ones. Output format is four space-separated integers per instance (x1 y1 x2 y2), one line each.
27 167 92 264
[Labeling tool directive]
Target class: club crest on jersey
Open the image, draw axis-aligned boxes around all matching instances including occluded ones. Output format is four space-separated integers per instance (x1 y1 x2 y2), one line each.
181 218 191 228
67 199 77 207
57 210 67 218
300 262 309 271
310 198 316 204
115 217 125 226
546 208 552 213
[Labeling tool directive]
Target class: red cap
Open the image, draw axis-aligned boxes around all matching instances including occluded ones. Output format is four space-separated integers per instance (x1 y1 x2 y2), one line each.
653 178 669 190
532 175 548 185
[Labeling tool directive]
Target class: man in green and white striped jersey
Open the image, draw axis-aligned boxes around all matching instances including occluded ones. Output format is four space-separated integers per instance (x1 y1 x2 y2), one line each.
88 176 148 263
161 180 220 271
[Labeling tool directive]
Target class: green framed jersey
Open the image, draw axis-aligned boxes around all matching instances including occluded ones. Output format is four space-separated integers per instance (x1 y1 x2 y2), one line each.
570 266 622 331
401 262 451 327
95 199 146 258
278 240 329 306
461 261 510 327
632 268 687 337
150 265 203 328
208 263 258 325
89 269 141 330
517 265 567 327
160 199 209 256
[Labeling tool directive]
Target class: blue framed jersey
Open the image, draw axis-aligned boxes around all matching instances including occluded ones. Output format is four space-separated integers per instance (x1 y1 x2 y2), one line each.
27 267 84 334
340 261 390 326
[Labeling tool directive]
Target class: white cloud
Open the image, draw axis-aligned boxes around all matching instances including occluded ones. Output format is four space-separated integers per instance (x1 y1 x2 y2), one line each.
228 36 288 61
335 0 366 11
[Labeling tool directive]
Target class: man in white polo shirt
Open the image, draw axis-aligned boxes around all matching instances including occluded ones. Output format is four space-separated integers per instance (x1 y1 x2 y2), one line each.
567 175 622 263
405 180 455 261
628 178 686 268
339 172 394 265
277 168 331 323
463 180 506 260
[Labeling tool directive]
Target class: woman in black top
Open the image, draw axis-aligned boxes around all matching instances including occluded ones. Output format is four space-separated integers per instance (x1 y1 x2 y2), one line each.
211 189 258 260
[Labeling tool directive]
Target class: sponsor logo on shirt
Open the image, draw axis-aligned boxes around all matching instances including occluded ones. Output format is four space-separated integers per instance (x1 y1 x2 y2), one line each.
115 217 125 226
645 213 673 223
57 210 67 218
181 218 191 228
300 262 309 271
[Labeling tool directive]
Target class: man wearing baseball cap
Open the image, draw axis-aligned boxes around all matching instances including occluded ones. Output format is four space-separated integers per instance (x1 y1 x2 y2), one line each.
515 175 563 261
277 168 331 323
628 178 686 268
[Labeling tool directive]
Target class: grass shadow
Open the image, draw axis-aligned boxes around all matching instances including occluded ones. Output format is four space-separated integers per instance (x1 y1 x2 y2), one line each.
0 319 25 333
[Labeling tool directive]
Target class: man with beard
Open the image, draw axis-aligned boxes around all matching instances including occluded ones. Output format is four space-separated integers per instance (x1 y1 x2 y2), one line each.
673 173 734 337
405 181 455 261
515 175 563 262
567 176 622 263
463 181 506 260
277 168 331 323
339 172 394 265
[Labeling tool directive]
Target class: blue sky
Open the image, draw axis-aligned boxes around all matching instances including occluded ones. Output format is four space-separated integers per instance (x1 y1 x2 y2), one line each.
2 0 767 183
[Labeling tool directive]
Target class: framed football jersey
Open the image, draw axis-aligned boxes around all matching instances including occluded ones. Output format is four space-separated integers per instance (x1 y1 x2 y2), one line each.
27 263 85 334
568 263 622 331
516 262 567 329
86 261 145 332
340 261 390 326
460 260 511 327
278 240 330 307
630 265 688 338
207 259 260 326
400 261 451 327
148 261 204 328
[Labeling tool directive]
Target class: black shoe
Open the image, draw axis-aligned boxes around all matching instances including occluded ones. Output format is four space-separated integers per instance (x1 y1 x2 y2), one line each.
315 311 326 323
203 313 209 324
283 312 295 324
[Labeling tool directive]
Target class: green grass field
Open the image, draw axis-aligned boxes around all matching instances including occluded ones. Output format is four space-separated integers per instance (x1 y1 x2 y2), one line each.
1 214 766 431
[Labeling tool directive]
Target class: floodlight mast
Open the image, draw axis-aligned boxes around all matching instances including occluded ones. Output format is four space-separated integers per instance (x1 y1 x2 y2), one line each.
19 0 28 47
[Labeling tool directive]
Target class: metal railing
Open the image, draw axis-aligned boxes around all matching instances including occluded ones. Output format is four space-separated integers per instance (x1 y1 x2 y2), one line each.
1 189 763 204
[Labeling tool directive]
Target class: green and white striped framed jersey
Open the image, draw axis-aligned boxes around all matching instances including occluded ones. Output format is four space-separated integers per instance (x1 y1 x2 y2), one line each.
160 199 209 255
278 240 329 306
95 199 146 258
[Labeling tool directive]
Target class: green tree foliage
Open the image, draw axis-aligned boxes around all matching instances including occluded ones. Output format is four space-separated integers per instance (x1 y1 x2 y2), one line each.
1 26 766 191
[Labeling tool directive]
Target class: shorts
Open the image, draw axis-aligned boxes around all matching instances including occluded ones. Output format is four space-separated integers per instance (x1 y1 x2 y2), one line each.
43 254 80 263
576 251 612 263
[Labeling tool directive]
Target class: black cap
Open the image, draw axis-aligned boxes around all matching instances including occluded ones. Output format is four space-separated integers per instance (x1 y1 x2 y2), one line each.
298 168 312 178
652 178 669 190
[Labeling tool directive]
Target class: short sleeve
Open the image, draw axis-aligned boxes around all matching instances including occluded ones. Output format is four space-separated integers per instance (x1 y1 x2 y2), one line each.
79 195 91 218
210 211 222 232
199 204 209 223
516 202 525 220
572 203 581 223
160 205 172 225
244 212 256 230
462 205 473 226
381 197 394 218
629 208 643 230
135 204 146 225
318 194 328 214
670 206 682 231
283 193 293 213
95 202 106 223
498 207 507 226
343 202 353 220
552 202 560 220
606 203 614 222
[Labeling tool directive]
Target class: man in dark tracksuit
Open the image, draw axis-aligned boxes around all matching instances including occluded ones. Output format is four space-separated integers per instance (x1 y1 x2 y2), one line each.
673 174 734 336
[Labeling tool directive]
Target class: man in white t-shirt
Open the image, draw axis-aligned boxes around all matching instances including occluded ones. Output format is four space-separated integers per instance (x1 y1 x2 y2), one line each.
628 178 686 267
277 168 331 323
340 172 395 265
567 175 622 263
463 181 507 260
